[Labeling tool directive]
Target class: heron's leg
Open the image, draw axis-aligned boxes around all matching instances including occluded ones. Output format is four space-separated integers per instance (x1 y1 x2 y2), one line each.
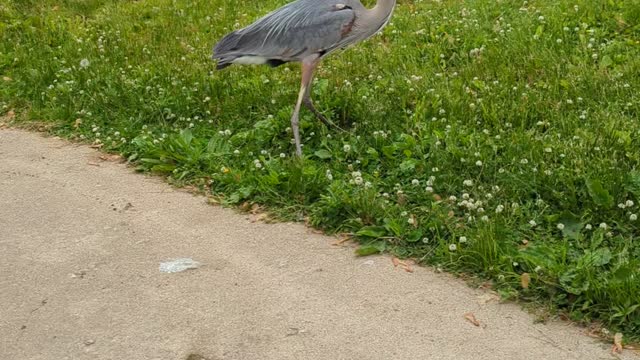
290 81 306 157
301 62 344 131
289 58 321 157
301 66 330 127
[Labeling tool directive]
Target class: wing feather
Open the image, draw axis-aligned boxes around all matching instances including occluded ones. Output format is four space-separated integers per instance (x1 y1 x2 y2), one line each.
213 0 358 63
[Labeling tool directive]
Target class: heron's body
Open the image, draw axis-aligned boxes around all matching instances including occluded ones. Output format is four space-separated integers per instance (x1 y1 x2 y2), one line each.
212 0 397 156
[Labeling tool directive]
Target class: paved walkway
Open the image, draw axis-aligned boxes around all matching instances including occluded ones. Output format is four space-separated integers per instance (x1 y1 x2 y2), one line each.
1 129 636 360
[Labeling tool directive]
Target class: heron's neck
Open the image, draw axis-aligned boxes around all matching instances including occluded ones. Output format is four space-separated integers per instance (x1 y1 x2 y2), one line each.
363 0 396 33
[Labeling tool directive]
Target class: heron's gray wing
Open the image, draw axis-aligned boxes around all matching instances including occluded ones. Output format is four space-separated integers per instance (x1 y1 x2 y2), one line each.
214 0 357 62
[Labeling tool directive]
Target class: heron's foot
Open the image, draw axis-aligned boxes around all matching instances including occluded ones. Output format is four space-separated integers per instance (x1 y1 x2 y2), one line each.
303 99 346 132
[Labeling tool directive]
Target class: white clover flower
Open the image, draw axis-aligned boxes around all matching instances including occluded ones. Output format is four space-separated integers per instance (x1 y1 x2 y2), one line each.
599 223 608 229
529 220 537 227
557 223 565 230
495 205 504 213
626 200 634 208
364 181 372 188
425 186 433 193
382 192 389 198
462 193 470 200
343 144 351 152
534 266 542 273
481 215 489 222
448 196 457 202
475 160 483 166
354 177 363 186
233 149 240 155
585 224 592 230
513 262 519 267
80 58 90 68
630 214 638 221
463 179 473 187
412 179 420 186
279 153 286 158
520 158 529 164
459 236 467 243
254 161 262 169
407 217 415 225
449 243 457 251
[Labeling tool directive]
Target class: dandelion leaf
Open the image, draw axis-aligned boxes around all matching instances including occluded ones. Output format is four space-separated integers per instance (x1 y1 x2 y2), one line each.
585 178 613 208
356 241 386 256
558 211 582 240
356 226 387 238
313 149 332 159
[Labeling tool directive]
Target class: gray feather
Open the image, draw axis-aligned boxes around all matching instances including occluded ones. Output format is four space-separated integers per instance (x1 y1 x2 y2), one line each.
213 0 364 68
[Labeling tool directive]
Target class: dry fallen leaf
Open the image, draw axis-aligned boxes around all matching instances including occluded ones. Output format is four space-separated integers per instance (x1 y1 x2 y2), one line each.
612 333 623 354
87 161 100 167
99 154 122 162
330 235 351 246
6 110 15 119
250 213 269 223
74 118 82 129
89 143 103 149
520 273 531 289
250 203 262 214
392 258 413 273
464 312 481 327
2 76 11 82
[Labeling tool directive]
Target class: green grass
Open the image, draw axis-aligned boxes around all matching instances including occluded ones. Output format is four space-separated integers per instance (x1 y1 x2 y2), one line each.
2 0 640 339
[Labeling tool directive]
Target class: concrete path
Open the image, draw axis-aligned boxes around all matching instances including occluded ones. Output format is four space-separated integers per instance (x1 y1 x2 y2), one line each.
0 129 636 360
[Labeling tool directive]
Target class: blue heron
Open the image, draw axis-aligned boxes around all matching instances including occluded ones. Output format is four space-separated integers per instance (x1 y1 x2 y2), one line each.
212 0 397 156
